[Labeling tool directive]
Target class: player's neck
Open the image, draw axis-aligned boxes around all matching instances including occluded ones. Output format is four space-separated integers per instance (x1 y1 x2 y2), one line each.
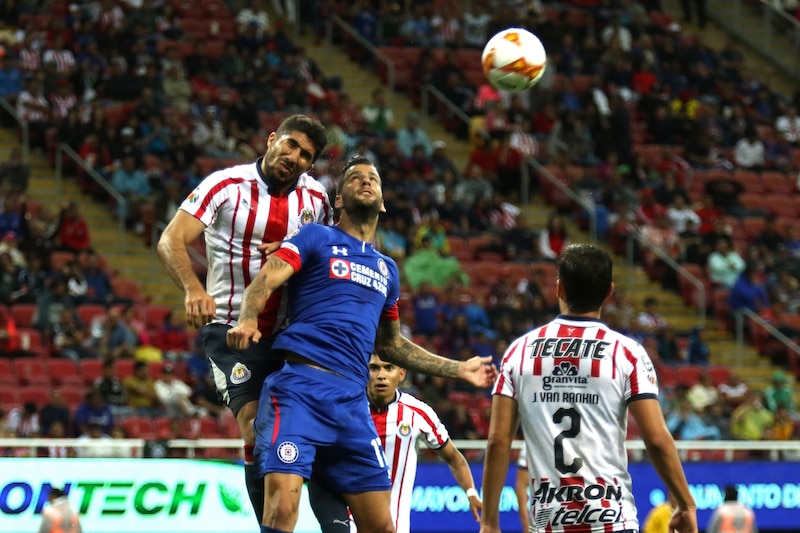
368 393 394 411
337 212 378 243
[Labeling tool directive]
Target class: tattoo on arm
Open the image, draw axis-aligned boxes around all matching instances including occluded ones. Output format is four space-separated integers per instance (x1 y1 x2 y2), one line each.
376 321 460 378
239 256 293 322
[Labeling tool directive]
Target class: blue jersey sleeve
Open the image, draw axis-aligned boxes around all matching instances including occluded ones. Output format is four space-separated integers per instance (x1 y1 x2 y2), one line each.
273 223 326 272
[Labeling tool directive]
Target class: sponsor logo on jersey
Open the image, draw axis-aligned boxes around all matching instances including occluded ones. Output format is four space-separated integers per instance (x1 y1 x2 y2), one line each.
277 442 299 463
377 258 389 277
397 422 412 438
284 228 300 240
332 245 348 256
553 361 579 376
528 338 610 360
330 258 350 279
298 208 314 226
543 362 588 391
532 479 624 528
187 191 200 204
230 363 251 385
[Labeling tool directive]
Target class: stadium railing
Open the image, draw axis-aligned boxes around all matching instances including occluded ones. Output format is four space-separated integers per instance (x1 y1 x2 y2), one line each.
709 0 800 79
0 95 30 165
55 142 128 254
4 438 800 462
734 307 800 374
324 14 395 98
625 232 707 329
525 156 598 241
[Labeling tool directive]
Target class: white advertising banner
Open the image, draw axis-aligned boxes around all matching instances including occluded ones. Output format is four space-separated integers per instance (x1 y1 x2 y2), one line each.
0 458 322 533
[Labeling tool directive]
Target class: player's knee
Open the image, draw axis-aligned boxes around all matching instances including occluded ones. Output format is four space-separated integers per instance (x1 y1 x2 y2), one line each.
266 494 300 526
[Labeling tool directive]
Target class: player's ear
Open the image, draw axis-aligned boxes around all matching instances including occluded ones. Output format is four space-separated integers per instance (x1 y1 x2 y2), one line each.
603 282 615 306
334 194 343 209
265 132 277 148
379 200 387 213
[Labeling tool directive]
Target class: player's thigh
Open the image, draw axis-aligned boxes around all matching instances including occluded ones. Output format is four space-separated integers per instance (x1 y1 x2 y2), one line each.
342 490 394 533
202 323 281 418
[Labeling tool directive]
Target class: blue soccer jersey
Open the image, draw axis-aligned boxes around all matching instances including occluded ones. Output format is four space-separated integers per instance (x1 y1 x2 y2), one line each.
272 223 401 387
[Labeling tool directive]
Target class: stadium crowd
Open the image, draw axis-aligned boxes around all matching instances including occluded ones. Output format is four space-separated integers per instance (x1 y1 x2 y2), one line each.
0 0 799 456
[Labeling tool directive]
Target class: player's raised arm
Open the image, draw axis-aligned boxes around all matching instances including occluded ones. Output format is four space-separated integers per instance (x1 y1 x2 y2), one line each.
157 210 214 329
374 319 497 387
226 255 295 350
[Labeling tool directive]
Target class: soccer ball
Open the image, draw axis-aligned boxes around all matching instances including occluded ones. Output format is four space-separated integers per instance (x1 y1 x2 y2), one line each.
481 28 547 92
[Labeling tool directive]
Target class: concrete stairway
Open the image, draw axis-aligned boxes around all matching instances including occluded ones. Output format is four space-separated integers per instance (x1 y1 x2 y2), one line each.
2 128 185 310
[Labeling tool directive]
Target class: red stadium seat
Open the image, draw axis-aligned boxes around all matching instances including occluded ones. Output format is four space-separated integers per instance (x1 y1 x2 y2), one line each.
144 305 173 330
0 387 19 407
115 359 136 380
47 359 83 386
764 194 797 218
121 417 157 440
111 278 147 304
80 359 104 386
0 359 17 385
49 251 77 272
77 304 107 328
677 365 704 387
761 171 794 194
18 385 50 407
11 304 37 328
707 366 731 387
58 386 86 408
13 358 50 385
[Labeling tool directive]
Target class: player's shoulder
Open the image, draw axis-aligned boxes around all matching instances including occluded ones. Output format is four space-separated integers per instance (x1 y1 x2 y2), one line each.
200 162 259 187
398 391 439 417
296 172 327 192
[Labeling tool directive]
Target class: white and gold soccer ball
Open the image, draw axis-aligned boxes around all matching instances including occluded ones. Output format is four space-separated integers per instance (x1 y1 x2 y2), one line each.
481 28 547 92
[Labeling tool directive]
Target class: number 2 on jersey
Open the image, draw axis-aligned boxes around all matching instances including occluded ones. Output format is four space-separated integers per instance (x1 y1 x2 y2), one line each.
553 407 584 474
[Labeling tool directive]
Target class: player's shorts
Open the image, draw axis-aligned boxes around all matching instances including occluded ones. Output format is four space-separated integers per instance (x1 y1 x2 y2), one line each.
253 358 391 494
202 323 284 417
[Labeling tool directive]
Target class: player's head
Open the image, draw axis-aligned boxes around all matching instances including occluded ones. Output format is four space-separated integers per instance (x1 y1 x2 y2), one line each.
724 485 739 502
556 244 613 314
367 353 406 406
48 487 67 501
336 157 385 217
262 114 327 192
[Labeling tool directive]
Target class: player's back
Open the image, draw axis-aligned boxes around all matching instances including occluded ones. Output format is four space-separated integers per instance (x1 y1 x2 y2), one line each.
496 315 659 532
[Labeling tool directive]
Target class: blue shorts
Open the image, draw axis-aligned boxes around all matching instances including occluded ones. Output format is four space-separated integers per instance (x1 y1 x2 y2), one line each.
253 360 391 494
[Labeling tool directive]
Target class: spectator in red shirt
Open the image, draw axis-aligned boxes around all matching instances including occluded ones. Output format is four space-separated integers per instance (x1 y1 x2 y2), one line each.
155 310 191 359
54 201 91 253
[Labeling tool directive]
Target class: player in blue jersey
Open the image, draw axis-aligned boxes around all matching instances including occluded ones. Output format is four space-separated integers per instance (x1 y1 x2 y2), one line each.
227 157 497 533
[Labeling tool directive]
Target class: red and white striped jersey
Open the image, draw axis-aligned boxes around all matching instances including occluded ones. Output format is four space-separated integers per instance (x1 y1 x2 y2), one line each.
42 49 76 74
179 160 333 333
370 391 449 533
494 315 659 533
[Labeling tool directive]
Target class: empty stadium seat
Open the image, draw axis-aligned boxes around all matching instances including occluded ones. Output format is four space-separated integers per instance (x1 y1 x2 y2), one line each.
13 358 50 385
144 305 173 330
47 359 83 386
707 366 731 387
11 304 36 329
18 385 50 407
121 417 157 440
0 359 16 385
115 359 136 380
79 359 104 386
677 365 704 387
0 388 18 407
58 386 86 408
761 171 794 194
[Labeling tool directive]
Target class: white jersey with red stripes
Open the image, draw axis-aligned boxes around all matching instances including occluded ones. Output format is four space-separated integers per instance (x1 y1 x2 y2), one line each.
369 390 449 533
179 159 333 333
494 315 659 533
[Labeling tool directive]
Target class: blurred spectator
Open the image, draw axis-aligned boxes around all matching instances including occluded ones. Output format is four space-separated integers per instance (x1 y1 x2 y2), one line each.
733 127 766 170
0 304 19 354
637 297 669 337
361 87 394 137
192 371 226 418
154 364 204 417
43 421 72 457
718 373 749 411
155 310 190 359
687 327 711 366
707 238 747 289
162 64 192 112
397 113 432 158
63 262 89 305
53 307 94 360
39 391 71 437
538 212 569 260
0 146 29 193
75 422 116 458
462 1 492 49
687 372 719 412
731 391 774 440
775 104 800 145
704 173 743 216
82 251 114 305
412 281 440 338
702 401 733 440
123 361 160 417
111 154 152 231
73 388 114 436
191 106 240 159
236 0 271 38
640 213 681 289
15 78 50 149
403 236 467 290
728 262 770 315
0 251 22 305
441 403 480 440
665 397 721 440
34 277 79 336
94 358 131 418
5 402 40 437
96 307 139 359
0 49 22 102
764 371 796 415
374 216 407 261
656 325 683 365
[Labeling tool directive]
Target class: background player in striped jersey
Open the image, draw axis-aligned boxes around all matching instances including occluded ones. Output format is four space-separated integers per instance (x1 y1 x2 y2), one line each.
364 354 481 533
157 115 347 530
227 157 497 533
481 244 697 533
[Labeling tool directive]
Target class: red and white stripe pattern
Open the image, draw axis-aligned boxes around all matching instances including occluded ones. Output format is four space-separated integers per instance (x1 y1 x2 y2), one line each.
42 49 76 74
49 93 78 121
179 162 333 333
16 91 49 122
495 316 658 533
18 48 41 72
369 391 449 533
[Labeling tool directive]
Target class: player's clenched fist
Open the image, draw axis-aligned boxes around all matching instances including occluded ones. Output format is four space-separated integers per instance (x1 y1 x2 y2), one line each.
227 319 262 350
